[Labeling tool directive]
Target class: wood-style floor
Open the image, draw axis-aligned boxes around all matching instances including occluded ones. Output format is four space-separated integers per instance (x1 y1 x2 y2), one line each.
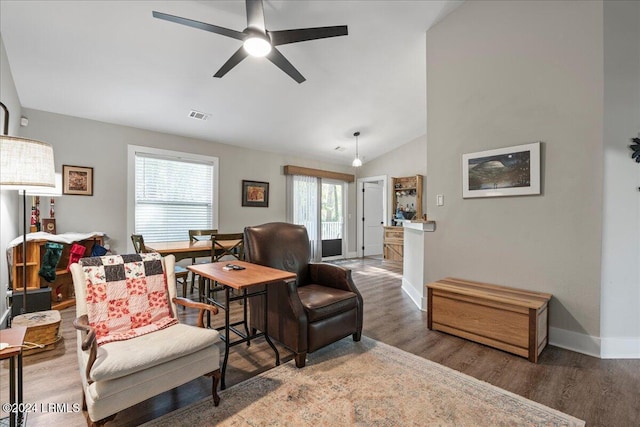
1 257 639 427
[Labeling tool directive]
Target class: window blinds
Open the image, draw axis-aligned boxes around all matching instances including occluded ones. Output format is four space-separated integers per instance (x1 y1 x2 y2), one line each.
292 174 321 261
135 153 214 242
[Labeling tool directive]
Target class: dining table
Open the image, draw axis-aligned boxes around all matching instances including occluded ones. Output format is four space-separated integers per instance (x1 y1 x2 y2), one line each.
145 239 242 262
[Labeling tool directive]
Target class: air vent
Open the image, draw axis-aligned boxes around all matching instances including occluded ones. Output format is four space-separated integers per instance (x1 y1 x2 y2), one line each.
189 110 211 121
334 146 346 152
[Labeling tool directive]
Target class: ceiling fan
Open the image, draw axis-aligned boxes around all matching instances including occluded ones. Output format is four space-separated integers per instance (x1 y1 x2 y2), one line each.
153 0 348 83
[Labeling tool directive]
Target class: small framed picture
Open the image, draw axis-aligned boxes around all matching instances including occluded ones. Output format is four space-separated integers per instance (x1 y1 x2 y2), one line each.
242 180 269 207
63 165 94 196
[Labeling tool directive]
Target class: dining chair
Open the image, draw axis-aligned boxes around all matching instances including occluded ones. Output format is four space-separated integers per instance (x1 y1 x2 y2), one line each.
130 234 190 299
211 233 244 262
204 233 245 302
189 229 218 299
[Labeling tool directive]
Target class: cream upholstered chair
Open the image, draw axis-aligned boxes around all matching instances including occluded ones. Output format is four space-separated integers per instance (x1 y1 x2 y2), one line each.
70 253 221 426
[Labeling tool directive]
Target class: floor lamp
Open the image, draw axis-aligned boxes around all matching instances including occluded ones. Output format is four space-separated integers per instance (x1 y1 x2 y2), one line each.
0 135 56 314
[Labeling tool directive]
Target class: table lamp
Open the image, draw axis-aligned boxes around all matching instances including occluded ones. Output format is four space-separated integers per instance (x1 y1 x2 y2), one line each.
0 135 55 314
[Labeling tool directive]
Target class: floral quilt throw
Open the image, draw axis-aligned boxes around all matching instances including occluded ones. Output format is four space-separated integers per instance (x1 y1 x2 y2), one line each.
79 253 178 346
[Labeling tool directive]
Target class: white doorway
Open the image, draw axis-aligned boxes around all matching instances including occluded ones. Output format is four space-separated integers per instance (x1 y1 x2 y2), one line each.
356 175 388 258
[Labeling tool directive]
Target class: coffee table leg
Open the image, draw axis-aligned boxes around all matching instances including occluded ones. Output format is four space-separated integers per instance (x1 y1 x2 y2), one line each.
206 278 211 328
262 285 280 366
243 288 250 347
220 286 231 390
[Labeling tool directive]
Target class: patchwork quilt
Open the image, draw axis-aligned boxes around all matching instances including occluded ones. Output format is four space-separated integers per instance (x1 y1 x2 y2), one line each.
79 253 178 346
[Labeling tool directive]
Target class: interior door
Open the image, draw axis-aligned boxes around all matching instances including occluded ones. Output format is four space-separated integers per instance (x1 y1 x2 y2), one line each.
363 182 383 256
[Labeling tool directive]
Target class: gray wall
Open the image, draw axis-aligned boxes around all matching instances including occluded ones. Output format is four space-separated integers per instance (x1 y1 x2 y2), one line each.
361 133 428 221
600 0 640 357
16 108 357 257
0 34 22 318
425 0 604 351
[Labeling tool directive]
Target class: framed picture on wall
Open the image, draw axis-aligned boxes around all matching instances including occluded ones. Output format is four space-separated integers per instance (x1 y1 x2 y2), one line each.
242 180 269 207
462 142 541 198
63 165 94 196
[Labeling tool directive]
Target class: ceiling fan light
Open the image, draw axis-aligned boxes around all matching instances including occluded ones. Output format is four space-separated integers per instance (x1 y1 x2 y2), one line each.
243 37 272 57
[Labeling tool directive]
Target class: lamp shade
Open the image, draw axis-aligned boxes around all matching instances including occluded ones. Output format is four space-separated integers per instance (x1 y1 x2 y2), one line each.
352 131 362 167
0 135 55 188
19 172 62 196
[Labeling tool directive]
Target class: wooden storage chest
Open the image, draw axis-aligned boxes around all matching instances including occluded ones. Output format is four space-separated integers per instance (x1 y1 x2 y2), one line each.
426 277 552 363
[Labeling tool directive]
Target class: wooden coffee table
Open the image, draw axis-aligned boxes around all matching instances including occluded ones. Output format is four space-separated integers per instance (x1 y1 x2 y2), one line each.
187 260 296 389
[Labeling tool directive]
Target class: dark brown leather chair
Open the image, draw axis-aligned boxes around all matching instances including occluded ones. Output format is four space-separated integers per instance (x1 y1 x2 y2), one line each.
244 222 363 368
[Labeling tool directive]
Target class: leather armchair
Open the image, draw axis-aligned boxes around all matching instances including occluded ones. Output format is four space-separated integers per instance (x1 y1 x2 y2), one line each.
244 222 363 368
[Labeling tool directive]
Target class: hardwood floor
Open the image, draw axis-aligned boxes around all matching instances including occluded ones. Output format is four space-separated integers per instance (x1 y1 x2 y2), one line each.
1 257 638 426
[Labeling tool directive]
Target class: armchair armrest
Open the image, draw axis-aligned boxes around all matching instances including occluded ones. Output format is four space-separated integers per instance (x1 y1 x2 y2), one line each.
173 297 219 328
73 314 98 384
309 263 358 293
309 263 364 334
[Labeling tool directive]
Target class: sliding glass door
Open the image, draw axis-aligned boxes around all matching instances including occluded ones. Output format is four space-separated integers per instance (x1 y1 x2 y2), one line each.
290 176 345 261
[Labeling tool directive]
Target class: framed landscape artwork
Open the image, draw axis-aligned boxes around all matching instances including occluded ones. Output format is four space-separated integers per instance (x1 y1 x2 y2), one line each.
242 180 269 207
63 165 94 196
462 142 541 198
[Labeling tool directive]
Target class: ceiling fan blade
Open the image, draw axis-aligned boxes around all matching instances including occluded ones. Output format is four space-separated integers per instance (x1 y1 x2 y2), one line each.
213 47 249 78
246 0 266 32
266 47 305 83
152 11 246 41
269 26 348 46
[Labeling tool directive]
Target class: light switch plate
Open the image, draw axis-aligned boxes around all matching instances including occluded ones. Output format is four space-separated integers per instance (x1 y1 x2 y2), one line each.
436 194 444 206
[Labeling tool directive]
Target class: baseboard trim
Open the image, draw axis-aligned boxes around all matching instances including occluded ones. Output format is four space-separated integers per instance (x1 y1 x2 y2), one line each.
548 327 601 358
401 278 428 311
600 337 640 359
549 328 640 359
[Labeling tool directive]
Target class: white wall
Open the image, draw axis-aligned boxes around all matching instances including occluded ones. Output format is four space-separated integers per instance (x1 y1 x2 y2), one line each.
425 0 604 356
0 34 23 320
17 108 357 257
600 0 640 358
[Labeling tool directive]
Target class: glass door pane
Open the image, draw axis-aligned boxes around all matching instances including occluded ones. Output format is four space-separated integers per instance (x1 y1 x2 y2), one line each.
321 181 344 258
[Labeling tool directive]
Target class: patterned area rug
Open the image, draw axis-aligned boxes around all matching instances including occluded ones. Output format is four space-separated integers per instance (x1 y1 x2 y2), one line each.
143 336 585 427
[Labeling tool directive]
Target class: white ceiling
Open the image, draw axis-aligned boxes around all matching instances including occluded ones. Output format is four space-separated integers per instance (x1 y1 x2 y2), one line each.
0 0 462 166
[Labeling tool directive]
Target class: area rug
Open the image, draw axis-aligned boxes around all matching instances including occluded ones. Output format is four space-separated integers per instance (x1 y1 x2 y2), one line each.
143 336 585 427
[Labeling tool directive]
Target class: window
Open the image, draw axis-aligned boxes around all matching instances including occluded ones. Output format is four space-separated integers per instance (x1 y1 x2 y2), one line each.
128 145 218 243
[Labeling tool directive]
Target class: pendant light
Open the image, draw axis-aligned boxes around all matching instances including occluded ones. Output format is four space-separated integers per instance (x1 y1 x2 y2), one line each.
352 131 362 167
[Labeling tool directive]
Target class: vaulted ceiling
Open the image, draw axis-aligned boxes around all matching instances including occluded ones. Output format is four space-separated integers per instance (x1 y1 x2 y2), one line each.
0 0 462 165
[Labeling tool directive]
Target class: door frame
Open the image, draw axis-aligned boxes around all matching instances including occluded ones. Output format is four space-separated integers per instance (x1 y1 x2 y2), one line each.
356 175 388 258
